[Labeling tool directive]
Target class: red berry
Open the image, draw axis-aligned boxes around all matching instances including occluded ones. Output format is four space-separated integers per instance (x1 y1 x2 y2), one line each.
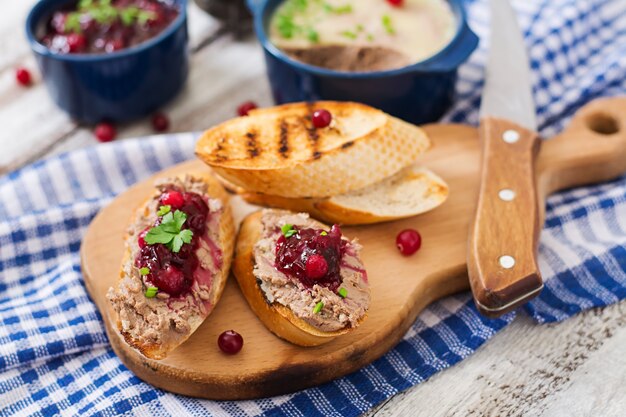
138 227 150 248
218 330 243 354
396 229 422 256
312 109 332 128
305 254 329 279
51 12 68 33
94 122 116 142
237 101 257 116
67 33 86 53
152 264 187 296
15 68 32 86
160 190 185 209
151 112 169 132
105 39 125 53
387 0 403 7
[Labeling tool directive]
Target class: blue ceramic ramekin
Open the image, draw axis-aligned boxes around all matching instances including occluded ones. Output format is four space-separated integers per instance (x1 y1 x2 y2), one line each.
26 0 189 124
248 0 477 125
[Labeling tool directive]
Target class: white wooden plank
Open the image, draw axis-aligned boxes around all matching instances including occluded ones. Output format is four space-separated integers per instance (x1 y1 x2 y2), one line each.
0 1 36 72
367 301 626 417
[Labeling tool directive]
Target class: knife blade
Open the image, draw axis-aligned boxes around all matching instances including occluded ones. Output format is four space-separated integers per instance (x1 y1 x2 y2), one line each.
480 0 536 131
468 0 543 317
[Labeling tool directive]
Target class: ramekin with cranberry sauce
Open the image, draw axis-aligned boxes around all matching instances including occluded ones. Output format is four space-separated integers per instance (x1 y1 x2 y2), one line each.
26 0 188 123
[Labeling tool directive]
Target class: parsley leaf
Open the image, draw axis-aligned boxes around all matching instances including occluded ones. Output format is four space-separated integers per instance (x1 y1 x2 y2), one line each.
144 209 194 252
120 6 139 26
65 13 82 33
173 210 187 231
171 229 193 252
382 14 395 35
66 0 155 33
145 286 158 298
341 30 357 40
306 27 320 42
137 10 157 25
157 205 171 216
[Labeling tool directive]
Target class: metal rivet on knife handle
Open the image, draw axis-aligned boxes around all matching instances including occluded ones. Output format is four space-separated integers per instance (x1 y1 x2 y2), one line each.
498 189 516 201
503 129 520 143
499 255 516 269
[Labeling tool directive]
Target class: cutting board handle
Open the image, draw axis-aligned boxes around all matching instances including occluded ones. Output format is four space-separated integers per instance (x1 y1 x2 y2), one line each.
468 117 543 317
539 97 626 196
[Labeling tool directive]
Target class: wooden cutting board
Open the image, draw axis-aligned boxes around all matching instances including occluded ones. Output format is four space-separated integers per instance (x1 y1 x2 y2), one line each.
81 97 626 400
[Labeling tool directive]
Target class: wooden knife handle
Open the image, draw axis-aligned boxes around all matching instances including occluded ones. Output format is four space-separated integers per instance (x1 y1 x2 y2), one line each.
468 117 543 317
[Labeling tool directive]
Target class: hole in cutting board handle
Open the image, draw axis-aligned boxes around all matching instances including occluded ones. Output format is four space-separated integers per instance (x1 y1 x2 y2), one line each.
586 113 620 135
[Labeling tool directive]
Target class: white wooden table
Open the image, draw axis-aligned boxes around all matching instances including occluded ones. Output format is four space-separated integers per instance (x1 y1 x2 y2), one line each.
2 3 625 416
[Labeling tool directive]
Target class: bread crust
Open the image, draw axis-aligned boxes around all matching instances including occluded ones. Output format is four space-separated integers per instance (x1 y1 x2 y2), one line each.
111 172 235 359
234 211 365 346
228 165 449 225
195 102 430 198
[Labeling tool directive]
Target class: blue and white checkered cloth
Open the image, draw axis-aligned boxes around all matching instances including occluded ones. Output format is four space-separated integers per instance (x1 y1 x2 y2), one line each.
2 0 626 415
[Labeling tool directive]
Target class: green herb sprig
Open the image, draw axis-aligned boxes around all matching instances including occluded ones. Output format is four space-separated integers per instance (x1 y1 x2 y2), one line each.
340 30 357 40
313 301 324 314
274 0 330 43
144 210 193 253
281 224 297 238
324 3 353 14
157 205 171 216
145 286 158 298
382 14 396 35
65 0 156 33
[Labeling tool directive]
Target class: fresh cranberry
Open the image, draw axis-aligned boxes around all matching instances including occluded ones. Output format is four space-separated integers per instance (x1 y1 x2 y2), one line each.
396 229 422 256
181 192 209 234
218 330 243 354
151 112 169 132
151 264 188 296
51 12 68 33
15 68 32 87
105 38 125 53
275 224 346 290
387 0 404 6
160 190 185 209
80 16 97 34
237 101 257 116
306 254 328 279
67 33 86 53
138 227 150 248
94 122 116 142
312 109 332 128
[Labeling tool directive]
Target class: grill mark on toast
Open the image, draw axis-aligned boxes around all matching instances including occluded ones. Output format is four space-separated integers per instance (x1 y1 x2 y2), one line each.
341 141 354 149
213 137 227 162
278 120 289 158
245 131 260 158
302 111 321 160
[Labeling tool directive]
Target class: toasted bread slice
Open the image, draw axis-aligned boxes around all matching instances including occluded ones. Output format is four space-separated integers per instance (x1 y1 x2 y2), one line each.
195 101 430 198
222 164 448 225
234 210 370 346
107 173 235 359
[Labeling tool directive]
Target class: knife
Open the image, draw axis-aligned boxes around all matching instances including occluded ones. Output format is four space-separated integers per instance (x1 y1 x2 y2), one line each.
468 0 543 317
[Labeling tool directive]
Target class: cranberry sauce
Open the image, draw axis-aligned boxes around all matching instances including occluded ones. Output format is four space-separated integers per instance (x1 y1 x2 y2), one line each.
275 224 347 291
39 0 179 54
135 189 209 297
